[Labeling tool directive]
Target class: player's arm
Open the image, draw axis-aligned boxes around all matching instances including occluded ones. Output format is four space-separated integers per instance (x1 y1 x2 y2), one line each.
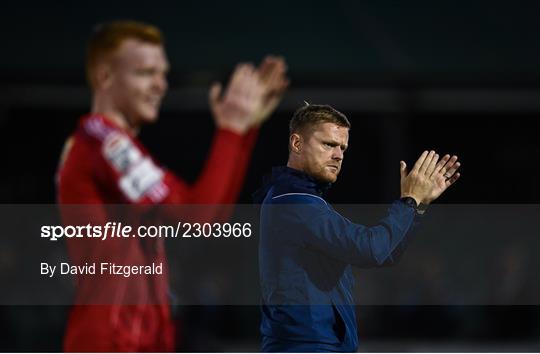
214 56 288 203
187 56 288 206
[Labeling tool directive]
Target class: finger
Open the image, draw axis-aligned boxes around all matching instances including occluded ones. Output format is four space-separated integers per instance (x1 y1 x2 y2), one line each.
224 70 241 100
263 56 288 94
235 68 262 119
425 153 439 177
209 82 222 108
273 58 287 78
400 161 408 180
419 150 435 175
275 56 287 70
266 65 282 91
266 72 289 98
411 150 429 173
443 161 461 179
445 172 460 188
260 59 283 94
258 56 277 81
432 154 450 177
234 64 257 103
227 63 250 97
439 155 458 178
276 77 290 95
230 63 247 86
245 65 262 103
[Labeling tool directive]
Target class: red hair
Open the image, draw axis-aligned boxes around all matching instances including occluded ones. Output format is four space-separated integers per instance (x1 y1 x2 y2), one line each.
86 20 163 88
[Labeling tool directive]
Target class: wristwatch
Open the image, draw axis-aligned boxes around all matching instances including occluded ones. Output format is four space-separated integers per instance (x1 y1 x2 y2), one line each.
400 197 428 215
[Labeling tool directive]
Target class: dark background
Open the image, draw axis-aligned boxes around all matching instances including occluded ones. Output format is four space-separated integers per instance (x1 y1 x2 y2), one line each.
1 0 539 351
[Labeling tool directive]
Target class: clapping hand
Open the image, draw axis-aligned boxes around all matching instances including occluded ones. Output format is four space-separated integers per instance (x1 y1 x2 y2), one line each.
400 150 461 205
209 56 289 134
252 56 289 126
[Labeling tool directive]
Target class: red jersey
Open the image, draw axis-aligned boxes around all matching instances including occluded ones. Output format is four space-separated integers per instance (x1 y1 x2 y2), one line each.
57 114 257 352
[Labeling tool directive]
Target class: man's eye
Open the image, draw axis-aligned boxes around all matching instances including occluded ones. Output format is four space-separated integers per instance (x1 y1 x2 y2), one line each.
136 69 154 76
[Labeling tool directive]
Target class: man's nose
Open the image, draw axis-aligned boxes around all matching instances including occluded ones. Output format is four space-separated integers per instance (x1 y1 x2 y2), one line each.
154 74 168 93
332 147 343 161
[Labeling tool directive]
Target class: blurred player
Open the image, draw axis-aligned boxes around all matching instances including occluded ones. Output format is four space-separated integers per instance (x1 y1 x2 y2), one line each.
57 20 288 352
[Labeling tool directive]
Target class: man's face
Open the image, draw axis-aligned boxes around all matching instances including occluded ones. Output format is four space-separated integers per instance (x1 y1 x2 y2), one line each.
298 122 349 183
107 39 169 125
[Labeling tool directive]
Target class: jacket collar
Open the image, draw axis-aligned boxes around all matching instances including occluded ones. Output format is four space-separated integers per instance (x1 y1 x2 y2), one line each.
253 166 332 203
273 166 332 194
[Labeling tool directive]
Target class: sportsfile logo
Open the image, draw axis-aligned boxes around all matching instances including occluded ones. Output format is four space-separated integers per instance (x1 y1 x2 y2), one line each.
41 222 134 241
41 222 253 241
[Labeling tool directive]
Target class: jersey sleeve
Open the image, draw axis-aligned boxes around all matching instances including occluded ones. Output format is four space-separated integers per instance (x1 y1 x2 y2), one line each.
163 127 259 222
186 127 258 204
97 129 185 204
64 117 258 224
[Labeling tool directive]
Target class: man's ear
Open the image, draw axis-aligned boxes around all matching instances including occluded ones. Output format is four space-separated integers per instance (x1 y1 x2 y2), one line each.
289 133 302 154
94 62 114 90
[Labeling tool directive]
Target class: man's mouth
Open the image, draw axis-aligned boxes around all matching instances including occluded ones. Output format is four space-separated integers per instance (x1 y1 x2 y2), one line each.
327 165 339 173
146 96 162 108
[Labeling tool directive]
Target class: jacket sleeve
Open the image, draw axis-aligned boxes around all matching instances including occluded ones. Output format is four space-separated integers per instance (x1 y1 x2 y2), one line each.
276 195 421 267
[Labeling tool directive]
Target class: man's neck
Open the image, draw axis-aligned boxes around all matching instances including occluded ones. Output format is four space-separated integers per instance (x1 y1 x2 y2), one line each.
91 95 140 136
286 159 303 172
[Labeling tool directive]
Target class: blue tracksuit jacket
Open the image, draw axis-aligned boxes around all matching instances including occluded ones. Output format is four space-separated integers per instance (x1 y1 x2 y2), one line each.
254 166 421 352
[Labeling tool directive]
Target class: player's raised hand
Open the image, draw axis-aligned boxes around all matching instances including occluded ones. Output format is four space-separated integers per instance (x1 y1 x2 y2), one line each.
252 55 289 125
209 56 289 133
209 63 265 134
399 150 461 205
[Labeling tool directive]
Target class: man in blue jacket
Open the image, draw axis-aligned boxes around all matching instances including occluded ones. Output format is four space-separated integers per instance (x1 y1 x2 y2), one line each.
254 104 461 352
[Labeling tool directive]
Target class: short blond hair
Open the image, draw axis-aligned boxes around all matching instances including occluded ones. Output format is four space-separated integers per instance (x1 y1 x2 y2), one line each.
86 20 163 88
290 104 351 136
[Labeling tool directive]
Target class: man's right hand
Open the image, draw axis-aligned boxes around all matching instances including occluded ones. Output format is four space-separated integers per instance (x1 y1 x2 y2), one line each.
400 150 461 205
251 56 289 126
209 63 264 134
208 56 289 135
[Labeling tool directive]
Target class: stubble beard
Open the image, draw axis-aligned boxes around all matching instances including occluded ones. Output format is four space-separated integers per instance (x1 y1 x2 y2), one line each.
310 165 338 184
